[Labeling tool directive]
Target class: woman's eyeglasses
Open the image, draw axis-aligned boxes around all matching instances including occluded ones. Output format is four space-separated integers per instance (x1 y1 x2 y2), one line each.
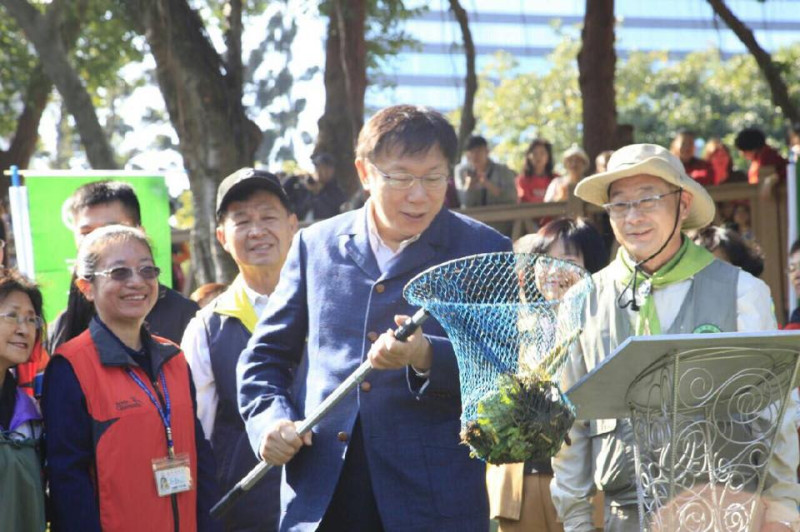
93 265 161 282
0 311 44 330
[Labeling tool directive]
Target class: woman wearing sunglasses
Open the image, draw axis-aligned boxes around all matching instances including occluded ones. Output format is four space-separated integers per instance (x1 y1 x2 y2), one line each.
0 270 46 530
43 225 219 532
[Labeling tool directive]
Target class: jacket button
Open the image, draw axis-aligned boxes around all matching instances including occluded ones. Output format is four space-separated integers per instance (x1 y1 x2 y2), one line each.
375 284 385 294
367 331 378 342
360 381 371 392
337 431 349 442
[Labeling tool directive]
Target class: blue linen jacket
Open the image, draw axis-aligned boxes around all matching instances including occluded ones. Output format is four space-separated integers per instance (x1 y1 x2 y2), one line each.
238 205 511 531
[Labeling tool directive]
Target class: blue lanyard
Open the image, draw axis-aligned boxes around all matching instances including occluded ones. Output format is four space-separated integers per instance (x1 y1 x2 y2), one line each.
125 368 175 458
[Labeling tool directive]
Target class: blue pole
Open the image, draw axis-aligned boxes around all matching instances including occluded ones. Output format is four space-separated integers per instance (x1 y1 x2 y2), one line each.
10 165 20 187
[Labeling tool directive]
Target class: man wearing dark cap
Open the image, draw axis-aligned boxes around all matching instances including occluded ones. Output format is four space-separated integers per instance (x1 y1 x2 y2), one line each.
454 135 517 207
181 168 297 531
305 152 347 220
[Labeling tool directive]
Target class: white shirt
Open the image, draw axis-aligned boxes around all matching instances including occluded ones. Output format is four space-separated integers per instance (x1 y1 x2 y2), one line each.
181 284 268 440
365 199 421 274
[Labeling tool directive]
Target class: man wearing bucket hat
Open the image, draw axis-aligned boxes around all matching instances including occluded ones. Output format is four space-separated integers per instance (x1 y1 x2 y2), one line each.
550 144 800 531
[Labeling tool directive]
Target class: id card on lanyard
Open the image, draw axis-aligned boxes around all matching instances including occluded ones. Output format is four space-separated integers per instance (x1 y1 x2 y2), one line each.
126 368 193 497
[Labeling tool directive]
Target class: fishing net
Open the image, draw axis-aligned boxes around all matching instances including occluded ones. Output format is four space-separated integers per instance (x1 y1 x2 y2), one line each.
404 252 594 464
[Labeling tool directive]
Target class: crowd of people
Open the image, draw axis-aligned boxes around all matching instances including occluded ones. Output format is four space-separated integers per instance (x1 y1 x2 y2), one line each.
1 105 800 532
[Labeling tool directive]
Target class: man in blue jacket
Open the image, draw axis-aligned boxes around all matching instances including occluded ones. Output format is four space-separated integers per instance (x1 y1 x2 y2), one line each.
238 104 512 531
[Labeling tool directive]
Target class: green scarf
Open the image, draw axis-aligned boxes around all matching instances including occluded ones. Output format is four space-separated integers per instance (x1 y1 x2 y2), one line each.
617 236 714 335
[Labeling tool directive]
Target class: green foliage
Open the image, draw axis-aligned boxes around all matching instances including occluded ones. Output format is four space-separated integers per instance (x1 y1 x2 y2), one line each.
461 370 575 464
474 36 800 171
0 15 38 137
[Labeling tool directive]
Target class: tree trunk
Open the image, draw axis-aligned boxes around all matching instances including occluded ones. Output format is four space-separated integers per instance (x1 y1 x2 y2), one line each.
0 64 51 171
706 0 799 125
127 0 262 285
1 0 118 169
315 0 366 195
578 0 617 172
448 0 477 162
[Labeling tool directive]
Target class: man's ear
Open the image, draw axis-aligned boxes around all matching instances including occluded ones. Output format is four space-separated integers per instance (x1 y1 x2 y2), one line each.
679 190 694 222
215 225 228 253
75 277 94 302
355 158 371 191
287 213 299 236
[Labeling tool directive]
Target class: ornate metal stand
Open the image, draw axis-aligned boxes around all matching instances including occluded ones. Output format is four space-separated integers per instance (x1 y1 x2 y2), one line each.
568 332 800 532
628 345 800 531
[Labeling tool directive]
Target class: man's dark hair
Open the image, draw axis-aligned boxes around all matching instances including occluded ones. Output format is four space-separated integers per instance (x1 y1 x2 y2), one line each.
356 104 458 164
790 238 800 256
466 136 488 151
69 180 142 226
523 138 555 178
693 225 764 278
734 128 767 152
514 216 609 274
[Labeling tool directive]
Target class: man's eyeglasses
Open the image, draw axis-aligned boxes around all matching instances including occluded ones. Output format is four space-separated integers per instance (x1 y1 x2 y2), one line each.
93 265 161 282
368 161 448 190
603 189 682 218
0 311 44 330
789 262 800 273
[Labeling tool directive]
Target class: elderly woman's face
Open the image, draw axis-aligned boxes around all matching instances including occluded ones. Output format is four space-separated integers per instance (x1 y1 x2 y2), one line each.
564 155 587 176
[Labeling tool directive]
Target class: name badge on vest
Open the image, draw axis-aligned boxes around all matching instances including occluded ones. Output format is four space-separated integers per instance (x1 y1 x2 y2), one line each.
152 453 193 497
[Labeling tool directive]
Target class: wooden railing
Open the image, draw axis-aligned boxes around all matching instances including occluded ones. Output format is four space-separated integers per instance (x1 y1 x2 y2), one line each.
457 182 792 325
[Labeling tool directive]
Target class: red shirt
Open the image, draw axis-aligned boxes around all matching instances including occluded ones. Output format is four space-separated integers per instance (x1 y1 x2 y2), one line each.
516 173 556 203
748 145 787 185
683 157 715 187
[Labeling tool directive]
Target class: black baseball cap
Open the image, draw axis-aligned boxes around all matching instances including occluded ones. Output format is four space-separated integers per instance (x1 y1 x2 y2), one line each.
216 168 291 219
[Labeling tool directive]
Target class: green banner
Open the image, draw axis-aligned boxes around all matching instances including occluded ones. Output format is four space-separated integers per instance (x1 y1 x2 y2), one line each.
22 173 173 322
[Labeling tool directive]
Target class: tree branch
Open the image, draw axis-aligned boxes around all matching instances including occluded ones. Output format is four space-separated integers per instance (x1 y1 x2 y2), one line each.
0 0 118 169
706 0 799 125
449 0 477 161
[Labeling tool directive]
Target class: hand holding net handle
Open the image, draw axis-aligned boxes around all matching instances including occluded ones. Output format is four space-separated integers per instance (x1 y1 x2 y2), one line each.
210 308 430 519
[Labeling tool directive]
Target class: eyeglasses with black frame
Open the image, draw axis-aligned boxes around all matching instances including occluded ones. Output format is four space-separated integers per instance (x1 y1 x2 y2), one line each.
367 161 449 190
603 189 682 219
93 265 161 282
0 311 44 330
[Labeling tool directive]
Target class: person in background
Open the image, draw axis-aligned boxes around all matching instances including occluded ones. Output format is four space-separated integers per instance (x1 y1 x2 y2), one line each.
544 145 589 203
595 151 614 174
181 169 297 531
670 130 714 187
692 225 764 278
517 138 558 204
787 239 800 327
730 201 754 241
0 271 46 531
304 153 347 220
190 283 228 309
238 104 511 531
489 217 608 532
48 181 199 352
735 127 788 198
43 225 220 532
455 135 517 207
551 143 799 531
701 138 732 186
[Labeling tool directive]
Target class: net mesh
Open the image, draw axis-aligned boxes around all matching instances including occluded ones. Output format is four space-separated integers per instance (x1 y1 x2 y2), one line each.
404 252 594 463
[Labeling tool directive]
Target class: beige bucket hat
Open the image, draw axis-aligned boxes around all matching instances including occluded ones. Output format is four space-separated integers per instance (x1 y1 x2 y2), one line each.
574 143 715 230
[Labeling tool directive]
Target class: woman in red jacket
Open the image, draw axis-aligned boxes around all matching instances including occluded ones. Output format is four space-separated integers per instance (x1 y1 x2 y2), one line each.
516 138 558 204
43 225 219 532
